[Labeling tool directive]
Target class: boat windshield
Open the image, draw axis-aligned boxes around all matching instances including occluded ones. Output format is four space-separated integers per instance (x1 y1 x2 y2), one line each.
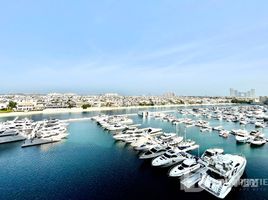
164 153 172 158
144 151 152 155
178 146 188 150
178 165 185 170
150 148 158 153
207 170 225 180
182 162 191 168
204 151 213 157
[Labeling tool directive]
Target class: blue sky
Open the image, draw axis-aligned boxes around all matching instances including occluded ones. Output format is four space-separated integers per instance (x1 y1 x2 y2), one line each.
0 0 267 96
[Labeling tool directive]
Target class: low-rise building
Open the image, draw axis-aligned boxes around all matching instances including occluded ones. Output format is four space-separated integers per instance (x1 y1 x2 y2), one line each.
16 101 36 112
259 96 268 105
0 103 8 110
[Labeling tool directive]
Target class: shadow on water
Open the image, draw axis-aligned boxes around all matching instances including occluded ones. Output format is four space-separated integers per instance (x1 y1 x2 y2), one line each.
236 141 247 146
249 144 266 149
139 158 178 177
113 140 128 148
0 141 23 154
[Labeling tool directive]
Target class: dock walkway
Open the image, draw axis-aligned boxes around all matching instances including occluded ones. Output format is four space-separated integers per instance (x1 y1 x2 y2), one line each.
21 138 60 148
0 135 25 144
180 167 207 189
62 110 175 123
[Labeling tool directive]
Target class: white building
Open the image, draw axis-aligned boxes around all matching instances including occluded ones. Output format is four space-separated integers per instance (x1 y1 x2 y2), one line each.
0 103 8 110
16 101 37 112
259 96 268 104
104 93 119 97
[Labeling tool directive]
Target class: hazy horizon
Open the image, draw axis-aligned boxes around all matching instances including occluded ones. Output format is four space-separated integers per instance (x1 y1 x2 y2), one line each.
0 91 258 97
0 0 267 96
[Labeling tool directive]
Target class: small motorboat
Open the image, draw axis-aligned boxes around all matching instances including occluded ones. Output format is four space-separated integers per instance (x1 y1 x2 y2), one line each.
255 122 266 128
151 150 189 167
219 130 229 138
235 135 250 143
139 146 171 159
250 136 266 146
168 158 201 177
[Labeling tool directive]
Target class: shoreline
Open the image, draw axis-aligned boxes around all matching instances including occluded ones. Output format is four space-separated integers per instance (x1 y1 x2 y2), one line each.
0 103 234 118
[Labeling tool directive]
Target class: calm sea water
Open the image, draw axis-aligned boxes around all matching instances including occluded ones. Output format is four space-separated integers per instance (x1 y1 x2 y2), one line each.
0 107 267 200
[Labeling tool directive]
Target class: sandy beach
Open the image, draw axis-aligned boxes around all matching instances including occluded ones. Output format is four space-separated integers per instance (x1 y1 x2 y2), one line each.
0 103 234 118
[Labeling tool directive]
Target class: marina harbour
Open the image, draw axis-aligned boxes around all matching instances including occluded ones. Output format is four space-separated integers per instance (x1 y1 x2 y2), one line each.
0 105 268 200
2 1 267 199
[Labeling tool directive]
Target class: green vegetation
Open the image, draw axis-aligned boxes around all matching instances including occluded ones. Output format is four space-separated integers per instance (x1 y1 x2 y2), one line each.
138 99 156 106
67 99 76 108
231 98 253 104
67 104 74 108
82 104 91 109
172 100 184 104
104 102 113 107
8 101 17 110
0 109 13 113
138 102 154 106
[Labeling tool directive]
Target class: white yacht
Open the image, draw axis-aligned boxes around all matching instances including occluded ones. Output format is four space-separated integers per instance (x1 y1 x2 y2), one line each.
198 154 246 199
216 115 223 121
200 127 212 132
113 132 144 141
0 129 19 137
250 136 266 146
213 126 224 131
113 117 133 125
145 128 163 136
177 127 198 151
232 129 248 135
167 136 183 146
0 125 5 134
91 115 107 121
123 134 145 144
134 140 159 151
235 135 250 143
219 130 229 138
139 146 171 159
159 133 176 141
21 118 68 147
105 124 127 131
249 130 264 137
235 130 252 143
200 148 224 166
96 115 133 127
151 150 190 167
239 120 248 125
178 139 195 149
117 127 162 137
113 128 142 138
130 136 150 148
52 132 69 140
255 122 266 128
177 143 199 153
186 124 195 128
168 158 201 177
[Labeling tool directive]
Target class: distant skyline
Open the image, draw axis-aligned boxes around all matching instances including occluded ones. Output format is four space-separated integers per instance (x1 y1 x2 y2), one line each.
0 0 268 96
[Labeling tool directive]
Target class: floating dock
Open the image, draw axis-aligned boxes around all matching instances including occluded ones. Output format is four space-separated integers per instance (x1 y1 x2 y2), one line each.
0 135 26 144
0 131 18 137
62 117 92 122
180 167 207 189
21 138 60 148
61 110 174 123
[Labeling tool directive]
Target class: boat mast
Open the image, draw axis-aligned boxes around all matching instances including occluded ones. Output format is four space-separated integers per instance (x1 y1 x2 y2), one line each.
184 126 187 141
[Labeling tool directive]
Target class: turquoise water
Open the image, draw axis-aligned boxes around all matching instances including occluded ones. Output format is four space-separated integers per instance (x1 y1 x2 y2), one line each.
0 107 267 200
